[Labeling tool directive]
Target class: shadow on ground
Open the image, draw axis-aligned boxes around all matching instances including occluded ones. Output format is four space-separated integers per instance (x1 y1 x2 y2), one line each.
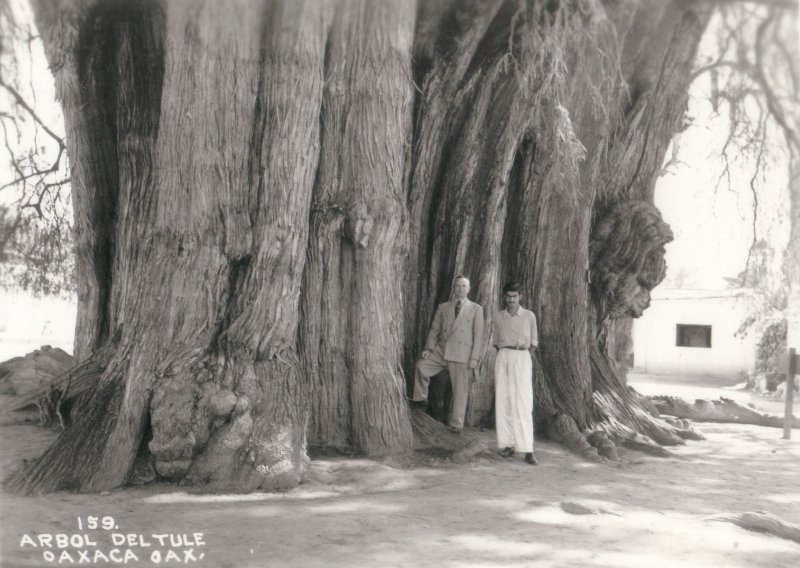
1 378 799 568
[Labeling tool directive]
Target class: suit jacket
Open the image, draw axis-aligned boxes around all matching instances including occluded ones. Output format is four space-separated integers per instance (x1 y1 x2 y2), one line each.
424 299 485 364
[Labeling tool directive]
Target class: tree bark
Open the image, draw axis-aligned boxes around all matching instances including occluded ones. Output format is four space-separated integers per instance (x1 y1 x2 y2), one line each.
10 0 329 493
302 0 415 455
404 0 713 454
8 0 722 493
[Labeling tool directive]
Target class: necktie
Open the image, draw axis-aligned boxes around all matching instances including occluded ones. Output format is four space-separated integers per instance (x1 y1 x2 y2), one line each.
455 301 462 318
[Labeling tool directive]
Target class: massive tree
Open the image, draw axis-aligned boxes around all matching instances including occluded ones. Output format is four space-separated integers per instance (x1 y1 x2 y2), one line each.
6 0 770 494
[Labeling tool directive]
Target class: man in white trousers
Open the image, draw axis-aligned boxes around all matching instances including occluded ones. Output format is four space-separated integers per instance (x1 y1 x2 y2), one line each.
493 281 538 465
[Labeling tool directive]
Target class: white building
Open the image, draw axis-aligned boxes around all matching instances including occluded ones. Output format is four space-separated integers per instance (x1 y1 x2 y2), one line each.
632 288 756 378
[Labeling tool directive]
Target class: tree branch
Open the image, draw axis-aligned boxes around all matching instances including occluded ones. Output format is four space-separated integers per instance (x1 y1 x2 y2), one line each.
692 60 746 81
773 32 799 95
0 78 65 150
0 143 66 191
744 111 768 277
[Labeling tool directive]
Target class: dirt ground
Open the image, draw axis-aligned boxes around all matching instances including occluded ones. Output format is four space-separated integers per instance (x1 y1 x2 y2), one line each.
1 375 798 568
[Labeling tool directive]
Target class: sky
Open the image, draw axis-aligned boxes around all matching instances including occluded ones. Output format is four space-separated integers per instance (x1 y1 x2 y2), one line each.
653 14 791 292
655 101 790 290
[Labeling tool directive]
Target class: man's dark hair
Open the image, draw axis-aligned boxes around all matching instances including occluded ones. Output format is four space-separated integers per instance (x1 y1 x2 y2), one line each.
503 281 522 294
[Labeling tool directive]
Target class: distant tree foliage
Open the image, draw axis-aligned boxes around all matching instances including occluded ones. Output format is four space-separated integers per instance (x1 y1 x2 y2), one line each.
756 319 787 391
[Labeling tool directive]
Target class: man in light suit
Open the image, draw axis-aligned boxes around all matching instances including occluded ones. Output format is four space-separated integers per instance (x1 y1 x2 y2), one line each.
412 275 484 433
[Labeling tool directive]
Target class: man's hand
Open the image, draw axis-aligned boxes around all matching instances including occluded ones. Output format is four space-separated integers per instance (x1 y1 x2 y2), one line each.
421 349 431 359
468 358 477 370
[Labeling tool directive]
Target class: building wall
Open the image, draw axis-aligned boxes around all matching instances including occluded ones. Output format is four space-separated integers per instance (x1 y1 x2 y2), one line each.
632 291 756 377
0 289 76 362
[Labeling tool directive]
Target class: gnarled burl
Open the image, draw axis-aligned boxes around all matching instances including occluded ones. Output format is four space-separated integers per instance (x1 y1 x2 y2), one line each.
590 200 674 321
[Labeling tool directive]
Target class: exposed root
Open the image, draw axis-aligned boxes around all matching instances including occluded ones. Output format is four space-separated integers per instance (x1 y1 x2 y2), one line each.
632 403 698 445
411 406 484 459
4 374 130 495
628 390 704 441
589 376 702 458
591 420 672 457
587 430 619 461
544 414 603 462
651 395 798 430
660 415 705 440
709 511 800 544
620 433 672 457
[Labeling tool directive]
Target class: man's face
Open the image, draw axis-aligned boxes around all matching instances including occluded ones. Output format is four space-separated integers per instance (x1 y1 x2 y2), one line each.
504 291 520 311
453 278 470 300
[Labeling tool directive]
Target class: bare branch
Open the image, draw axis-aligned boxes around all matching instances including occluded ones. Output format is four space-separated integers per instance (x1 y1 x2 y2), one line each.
692 24 738 79
692 60 746 80
0 142 65 191
0 119 28 190
744 111 768 274
0 78 64 150
21 201 44 219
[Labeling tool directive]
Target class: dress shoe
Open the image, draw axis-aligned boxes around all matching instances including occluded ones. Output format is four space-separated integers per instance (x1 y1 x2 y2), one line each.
499 447 514 458
449 426 462 434
524 452 537 465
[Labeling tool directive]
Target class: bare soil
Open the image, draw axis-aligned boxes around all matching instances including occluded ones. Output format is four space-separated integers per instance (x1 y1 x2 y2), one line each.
1 377 799 568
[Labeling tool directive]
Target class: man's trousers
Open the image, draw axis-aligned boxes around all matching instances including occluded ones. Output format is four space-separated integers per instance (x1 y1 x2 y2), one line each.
413 345 470 429
494 348 534 452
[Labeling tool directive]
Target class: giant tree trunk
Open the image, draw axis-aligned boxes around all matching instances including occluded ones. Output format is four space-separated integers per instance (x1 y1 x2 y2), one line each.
10 0 333 493
403 0 712 452
9 0 714 494
301 0 415 454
